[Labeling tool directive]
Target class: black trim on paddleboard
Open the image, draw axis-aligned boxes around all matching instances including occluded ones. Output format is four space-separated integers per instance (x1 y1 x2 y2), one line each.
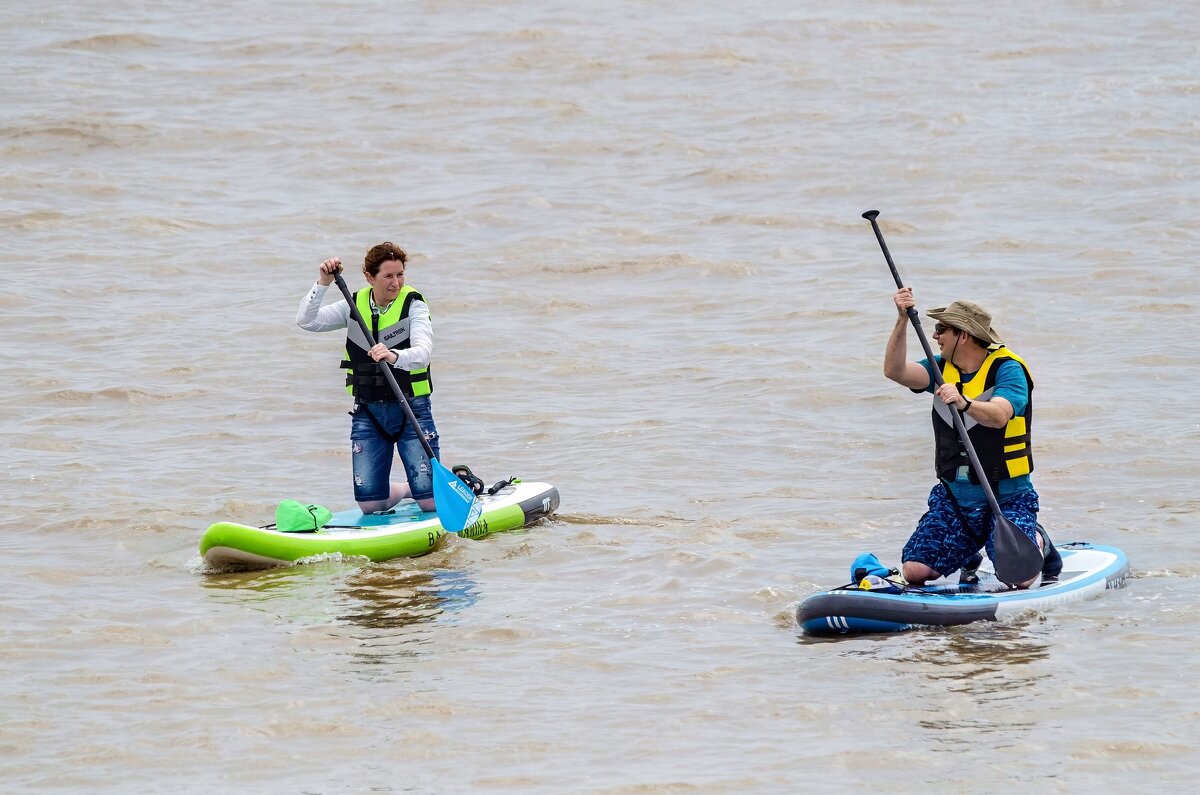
518 486 560 522
797 590 999 632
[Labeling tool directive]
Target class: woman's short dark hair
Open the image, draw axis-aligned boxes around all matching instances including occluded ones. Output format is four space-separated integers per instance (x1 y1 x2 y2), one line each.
363 242 407 276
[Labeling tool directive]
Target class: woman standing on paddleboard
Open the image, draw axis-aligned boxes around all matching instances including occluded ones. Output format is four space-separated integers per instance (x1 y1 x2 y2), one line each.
296 242 440 514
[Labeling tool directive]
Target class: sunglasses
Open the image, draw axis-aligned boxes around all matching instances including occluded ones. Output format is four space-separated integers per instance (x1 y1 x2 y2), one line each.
933 323 960 336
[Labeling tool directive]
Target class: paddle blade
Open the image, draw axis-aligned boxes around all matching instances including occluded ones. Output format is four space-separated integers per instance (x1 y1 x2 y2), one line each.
992 515 1043 585
431 459 482 533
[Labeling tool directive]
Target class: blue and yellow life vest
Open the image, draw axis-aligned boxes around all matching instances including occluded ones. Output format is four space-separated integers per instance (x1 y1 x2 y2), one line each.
340 285 432 401
932 347 1033 485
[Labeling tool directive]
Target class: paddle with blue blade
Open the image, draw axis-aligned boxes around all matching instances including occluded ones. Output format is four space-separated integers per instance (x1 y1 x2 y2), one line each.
862 209 1044 586
332 271 482 533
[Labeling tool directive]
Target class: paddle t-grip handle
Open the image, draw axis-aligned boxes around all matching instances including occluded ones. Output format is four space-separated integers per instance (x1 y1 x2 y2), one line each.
863 209 923 324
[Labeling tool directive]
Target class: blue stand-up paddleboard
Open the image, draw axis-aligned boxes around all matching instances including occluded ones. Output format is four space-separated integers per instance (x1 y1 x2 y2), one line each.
797 542 1129 636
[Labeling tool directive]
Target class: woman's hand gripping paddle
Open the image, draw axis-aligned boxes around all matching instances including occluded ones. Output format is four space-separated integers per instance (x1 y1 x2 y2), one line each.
332 271 482 533
862 210 1043 586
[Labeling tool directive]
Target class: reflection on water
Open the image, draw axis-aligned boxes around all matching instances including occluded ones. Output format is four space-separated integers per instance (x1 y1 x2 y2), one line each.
200 560 480 671
912 621 1054 676
336 566 480 629
872 621 1054 746
808 619 1051 669
798 617 1056 733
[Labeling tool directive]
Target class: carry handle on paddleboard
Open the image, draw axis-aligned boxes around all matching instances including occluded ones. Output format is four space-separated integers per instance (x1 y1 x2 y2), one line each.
331 270 481 533
862 210 1043 585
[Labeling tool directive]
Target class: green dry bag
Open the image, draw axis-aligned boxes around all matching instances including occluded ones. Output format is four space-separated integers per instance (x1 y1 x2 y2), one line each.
274 500 333 533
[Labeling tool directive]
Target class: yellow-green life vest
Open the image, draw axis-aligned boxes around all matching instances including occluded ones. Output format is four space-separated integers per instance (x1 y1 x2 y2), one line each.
340 285 432 400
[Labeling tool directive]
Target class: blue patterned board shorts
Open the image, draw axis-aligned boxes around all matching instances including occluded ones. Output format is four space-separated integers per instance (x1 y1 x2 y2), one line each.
350 397 440 503
902 484 1041 578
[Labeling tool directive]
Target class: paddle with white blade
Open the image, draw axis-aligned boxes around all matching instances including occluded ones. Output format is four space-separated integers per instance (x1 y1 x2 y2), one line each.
332 271 481 533
862 209 1043 586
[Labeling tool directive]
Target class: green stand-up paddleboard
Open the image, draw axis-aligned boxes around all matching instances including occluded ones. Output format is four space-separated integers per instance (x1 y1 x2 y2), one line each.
201 481 559 570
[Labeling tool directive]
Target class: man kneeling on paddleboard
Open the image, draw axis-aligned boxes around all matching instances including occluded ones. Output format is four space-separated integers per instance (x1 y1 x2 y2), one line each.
883 290 1061 589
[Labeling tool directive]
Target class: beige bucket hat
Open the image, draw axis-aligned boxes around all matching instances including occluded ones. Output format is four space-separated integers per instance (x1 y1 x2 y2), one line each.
926 300 1003 345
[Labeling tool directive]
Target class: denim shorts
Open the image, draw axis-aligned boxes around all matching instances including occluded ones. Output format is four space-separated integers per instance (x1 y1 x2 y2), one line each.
902 483 1040 577
350 397 440 503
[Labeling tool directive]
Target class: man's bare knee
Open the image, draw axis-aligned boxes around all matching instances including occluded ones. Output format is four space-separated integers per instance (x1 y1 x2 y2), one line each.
902 561 938 585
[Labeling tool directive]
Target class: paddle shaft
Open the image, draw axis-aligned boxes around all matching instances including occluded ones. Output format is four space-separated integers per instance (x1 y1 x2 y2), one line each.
332 272 438 463
862 210 1042 584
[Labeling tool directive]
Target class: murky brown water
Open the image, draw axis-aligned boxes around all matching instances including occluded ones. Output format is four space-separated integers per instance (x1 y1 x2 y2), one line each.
3 1 1198 791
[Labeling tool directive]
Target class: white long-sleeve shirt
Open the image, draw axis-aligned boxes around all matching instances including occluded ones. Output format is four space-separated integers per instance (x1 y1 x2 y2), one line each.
296 282 433 371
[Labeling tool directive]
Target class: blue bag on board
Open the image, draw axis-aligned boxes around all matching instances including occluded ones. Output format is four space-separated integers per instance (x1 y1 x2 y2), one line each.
850 552 891 583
